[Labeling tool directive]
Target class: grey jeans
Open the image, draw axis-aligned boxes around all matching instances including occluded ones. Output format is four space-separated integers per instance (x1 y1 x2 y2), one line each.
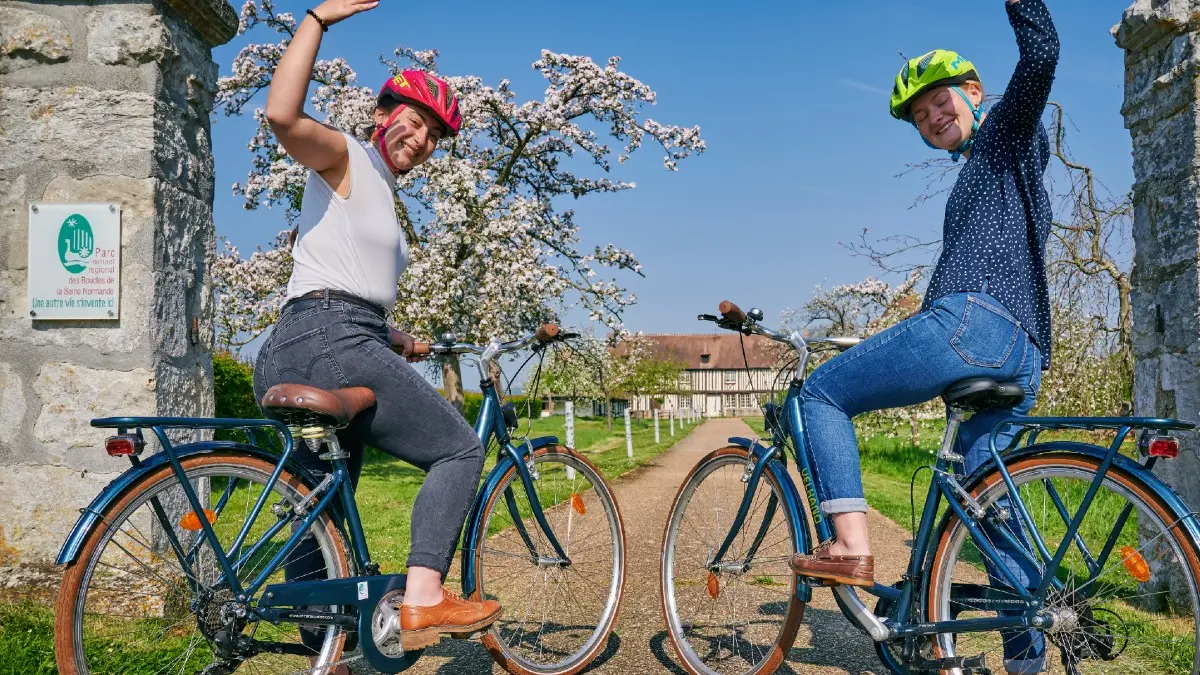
252 295 484 577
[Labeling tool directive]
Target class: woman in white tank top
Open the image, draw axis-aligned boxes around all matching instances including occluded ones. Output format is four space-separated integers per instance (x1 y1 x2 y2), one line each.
250 1 499 664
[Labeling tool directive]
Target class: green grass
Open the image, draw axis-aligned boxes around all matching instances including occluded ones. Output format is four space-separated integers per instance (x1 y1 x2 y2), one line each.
356 414 684 571
4 414 685 670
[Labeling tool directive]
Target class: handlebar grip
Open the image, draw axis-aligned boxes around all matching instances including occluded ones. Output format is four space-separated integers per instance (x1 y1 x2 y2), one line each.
718 300 746 323
409 342 431 356
535 323 561 342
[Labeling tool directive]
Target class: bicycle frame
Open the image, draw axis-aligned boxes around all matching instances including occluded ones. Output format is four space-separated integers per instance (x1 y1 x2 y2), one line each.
710 373 1199 644
60 371 572 671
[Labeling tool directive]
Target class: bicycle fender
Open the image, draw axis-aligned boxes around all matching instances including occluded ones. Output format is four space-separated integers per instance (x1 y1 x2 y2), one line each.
727 436 814 603
55 441 327 565
922 441 1200 586
459 436 559 597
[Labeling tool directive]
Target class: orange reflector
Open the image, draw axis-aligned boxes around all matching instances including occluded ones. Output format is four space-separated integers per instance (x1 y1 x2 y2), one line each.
179 509 217 531
1120 545 1151 582
707 571 720 600
570 493 586 515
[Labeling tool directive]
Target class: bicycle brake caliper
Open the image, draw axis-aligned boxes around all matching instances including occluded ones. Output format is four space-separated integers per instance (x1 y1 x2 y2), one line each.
524 441 539 480
741 457 755 483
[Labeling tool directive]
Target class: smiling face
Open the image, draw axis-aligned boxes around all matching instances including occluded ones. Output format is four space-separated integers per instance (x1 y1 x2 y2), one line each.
909 81 984 151
372 104 445 171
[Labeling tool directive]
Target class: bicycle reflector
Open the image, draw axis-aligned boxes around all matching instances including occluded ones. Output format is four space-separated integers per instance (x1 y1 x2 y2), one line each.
1141 435 1181 459
105 434 143 457
707 571 720 600
1120 545 1152 582
571 493 586 515
179 509 217 531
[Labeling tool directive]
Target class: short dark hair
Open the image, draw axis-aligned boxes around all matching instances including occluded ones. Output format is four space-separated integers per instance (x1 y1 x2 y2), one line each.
376 92 402 114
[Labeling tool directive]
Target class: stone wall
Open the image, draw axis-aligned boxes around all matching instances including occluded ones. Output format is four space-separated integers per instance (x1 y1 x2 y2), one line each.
0 0 235 565
1116 0 1200 510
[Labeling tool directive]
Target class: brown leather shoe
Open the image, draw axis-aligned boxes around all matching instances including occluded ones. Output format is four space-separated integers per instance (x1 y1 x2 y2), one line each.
789 542 874 587
399 589 502 649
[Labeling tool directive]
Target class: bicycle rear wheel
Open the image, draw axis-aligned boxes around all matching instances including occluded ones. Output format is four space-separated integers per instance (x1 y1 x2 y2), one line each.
54 452 352 675
660 446 804 675
927 451 1200 675
470 445 625 675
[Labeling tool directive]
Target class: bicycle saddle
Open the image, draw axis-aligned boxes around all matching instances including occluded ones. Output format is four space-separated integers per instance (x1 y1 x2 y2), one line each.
941 377 1025 412
261 384 376 428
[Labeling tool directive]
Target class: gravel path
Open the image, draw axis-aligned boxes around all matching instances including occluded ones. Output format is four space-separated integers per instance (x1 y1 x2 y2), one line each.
394 418 913 675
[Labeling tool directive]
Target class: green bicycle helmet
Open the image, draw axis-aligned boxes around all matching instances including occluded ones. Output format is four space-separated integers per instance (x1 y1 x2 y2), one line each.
889 49 980 121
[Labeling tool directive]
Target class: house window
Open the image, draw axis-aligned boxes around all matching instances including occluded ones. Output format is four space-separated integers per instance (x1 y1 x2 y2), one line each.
700 354 711 364
678 372 691 388
678 395 690 409
739 393 754 409
723 371 737 386
723 394 737 409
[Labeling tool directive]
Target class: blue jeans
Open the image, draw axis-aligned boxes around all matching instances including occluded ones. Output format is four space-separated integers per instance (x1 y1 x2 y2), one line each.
801 292 1046 672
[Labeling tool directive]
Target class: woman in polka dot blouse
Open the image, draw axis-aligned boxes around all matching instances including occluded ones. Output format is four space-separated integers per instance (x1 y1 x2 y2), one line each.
791 1 1058 672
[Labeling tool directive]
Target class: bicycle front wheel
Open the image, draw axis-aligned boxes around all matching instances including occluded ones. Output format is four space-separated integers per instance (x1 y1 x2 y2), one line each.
54 452 352 675
927 451 1200 675
660 446 804 675
470 445 626 675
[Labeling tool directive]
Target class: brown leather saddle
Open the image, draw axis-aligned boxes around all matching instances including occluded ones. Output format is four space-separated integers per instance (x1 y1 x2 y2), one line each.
260 383 376 428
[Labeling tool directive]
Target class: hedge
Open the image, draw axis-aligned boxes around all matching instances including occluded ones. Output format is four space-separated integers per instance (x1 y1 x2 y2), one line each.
214 353 542 426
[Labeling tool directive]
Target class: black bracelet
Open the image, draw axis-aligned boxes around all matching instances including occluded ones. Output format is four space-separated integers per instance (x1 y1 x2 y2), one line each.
305 9 329 32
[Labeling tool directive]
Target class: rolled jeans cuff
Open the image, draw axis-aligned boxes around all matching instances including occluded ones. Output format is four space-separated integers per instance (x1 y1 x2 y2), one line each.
821 498 868 515
1004 655 1046 674
407 552 452 578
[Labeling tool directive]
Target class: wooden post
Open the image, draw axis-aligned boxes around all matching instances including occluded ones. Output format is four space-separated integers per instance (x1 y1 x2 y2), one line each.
670 407 675 437
654 409 660 444
624 407 633 459
565 401 576 480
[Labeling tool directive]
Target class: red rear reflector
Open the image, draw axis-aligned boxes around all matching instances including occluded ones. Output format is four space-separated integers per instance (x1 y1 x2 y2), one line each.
707 571 720 600
105 436 138 456
1148 437 1180 458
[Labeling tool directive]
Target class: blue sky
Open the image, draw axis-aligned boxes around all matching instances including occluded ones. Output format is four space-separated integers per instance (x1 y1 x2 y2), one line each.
211 0 1135 340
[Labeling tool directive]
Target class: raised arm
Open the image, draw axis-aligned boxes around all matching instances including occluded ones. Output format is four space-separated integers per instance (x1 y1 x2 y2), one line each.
264 1 378 172
987 0 1060 146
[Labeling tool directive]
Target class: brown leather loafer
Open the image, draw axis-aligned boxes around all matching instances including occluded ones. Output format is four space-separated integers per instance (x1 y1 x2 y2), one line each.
399 590 502 650
790 543 874 587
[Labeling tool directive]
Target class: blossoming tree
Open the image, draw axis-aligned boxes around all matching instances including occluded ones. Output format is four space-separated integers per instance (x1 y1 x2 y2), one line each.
213 0 705 409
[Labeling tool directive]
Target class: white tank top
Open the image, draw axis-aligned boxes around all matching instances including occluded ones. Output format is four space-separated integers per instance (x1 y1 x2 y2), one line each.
285 132 410 309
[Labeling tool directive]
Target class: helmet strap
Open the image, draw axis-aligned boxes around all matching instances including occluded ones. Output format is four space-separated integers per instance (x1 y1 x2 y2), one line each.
913 86 982 163
373 104 410 175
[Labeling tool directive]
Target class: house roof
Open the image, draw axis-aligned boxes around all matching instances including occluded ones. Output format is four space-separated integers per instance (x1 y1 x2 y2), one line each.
638 333 786 370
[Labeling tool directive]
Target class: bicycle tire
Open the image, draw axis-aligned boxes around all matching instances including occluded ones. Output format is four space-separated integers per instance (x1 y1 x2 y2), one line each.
54 452 352 675
660 446 805 675
927 451 1200 675
469 445 626 675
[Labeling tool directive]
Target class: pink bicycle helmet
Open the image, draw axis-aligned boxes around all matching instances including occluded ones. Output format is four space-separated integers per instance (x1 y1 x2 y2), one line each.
373 70 461 173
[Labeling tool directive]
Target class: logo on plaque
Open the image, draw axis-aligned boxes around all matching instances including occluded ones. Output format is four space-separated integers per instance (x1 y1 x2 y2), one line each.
58 214 94 274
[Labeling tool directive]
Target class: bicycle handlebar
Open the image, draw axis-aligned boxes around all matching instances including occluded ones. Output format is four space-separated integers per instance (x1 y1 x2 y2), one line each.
718 300 746 324
413 323 573 358
701 301 863 355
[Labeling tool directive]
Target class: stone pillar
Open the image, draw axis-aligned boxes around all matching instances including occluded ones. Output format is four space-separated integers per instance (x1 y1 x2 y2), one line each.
1116 0 1200 510
0 0 236 566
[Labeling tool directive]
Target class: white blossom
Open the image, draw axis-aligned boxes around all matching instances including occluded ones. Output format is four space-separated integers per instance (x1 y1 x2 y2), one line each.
212 6 704 357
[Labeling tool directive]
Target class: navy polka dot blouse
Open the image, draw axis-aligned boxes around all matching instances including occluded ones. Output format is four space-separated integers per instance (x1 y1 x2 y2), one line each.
920 0 1060 370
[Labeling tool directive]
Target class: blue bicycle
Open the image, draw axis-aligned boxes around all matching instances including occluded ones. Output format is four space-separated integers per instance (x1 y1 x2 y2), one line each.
54 325 626 675
660 302 1200 675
